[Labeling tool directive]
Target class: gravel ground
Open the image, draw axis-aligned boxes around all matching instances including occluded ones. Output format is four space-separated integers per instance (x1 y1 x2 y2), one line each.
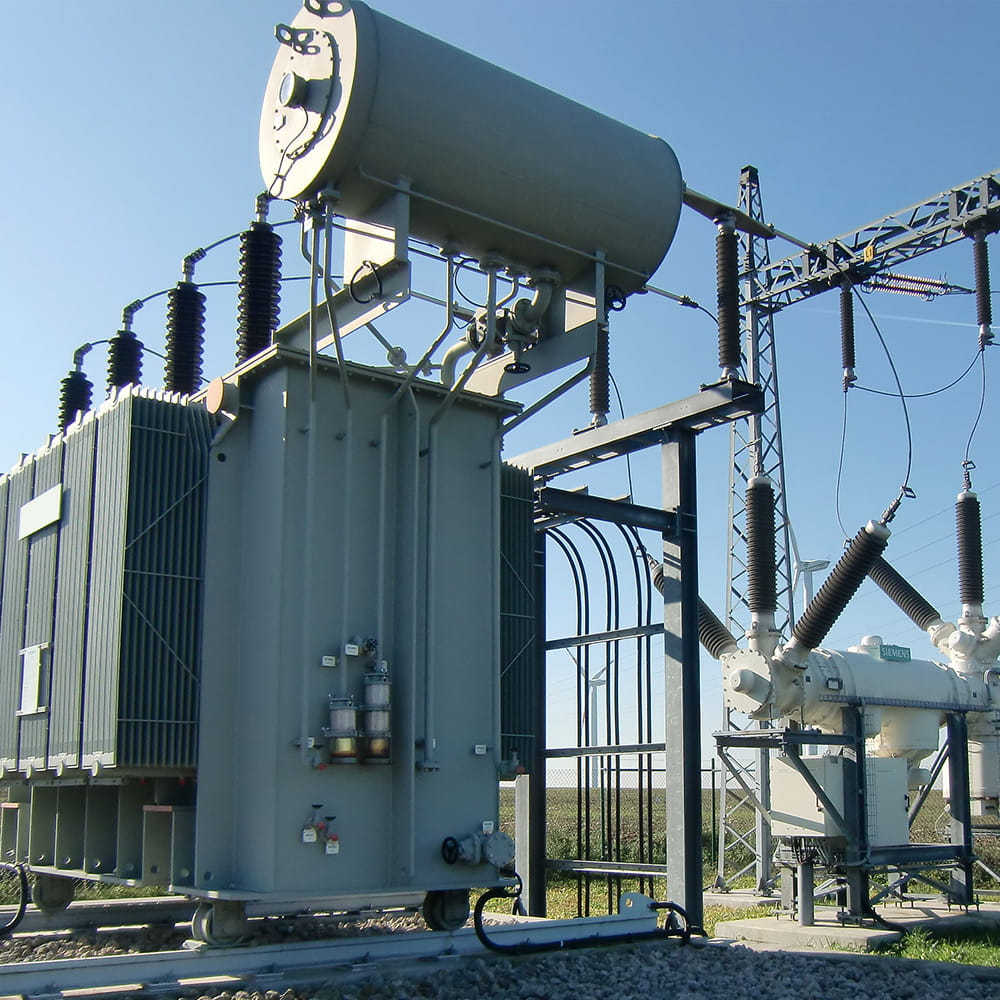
6 914 999 1000
163 941 1000 1000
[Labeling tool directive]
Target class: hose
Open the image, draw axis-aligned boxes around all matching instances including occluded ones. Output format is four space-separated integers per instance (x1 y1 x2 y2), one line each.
473 876 705 955
0 863 29 934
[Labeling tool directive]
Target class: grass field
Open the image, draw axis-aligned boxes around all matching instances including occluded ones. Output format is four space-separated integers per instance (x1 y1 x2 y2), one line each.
499 783 1000 921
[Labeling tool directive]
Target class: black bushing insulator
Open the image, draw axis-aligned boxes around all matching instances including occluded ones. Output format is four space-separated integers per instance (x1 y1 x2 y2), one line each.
792 523 889 653
746 478 777 615
107 329 143 390
647 555 738 659
699 598 739 660
590 322 609 420
867 555 941 631
974 233 992 330
58 369 92 430
165 281 206 395
237 221 282 364
956 491 984 606
840 284 856 372
716 225 740 372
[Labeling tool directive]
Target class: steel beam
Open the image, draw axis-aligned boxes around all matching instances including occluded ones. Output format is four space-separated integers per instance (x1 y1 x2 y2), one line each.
511 380 762 477
537 487 677 534
751 170 1000 312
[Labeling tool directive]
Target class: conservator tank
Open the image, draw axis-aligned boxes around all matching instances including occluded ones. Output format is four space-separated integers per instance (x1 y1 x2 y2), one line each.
259 1 684 292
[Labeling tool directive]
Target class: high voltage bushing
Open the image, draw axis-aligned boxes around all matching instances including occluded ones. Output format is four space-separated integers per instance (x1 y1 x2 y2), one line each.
165 281 206 395
745 477 777 615
956 490 984 607
589 322 610 425
715 222 740 376
107 329 143 390
698 599 739 659
867 555 941 632
647 555 738 658
840 283 857 386
58 369 92 431
790 521 890 655
236 221 282 364
973 231 994 350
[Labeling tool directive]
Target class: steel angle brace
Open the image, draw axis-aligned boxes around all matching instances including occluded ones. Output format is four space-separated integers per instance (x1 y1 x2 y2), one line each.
714 744 771 823
537 487 677 535
715 730 850 838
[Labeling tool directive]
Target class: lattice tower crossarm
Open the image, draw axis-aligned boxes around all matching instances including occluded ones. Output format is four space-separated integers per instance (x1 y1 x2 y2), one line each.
752 170 1000 312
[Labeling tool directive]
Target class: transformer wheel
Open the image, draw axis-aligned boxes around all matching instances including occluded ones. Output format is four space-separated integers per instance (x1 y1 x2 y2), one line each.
422 889 470 932
31 874 76 915
190 900 248 946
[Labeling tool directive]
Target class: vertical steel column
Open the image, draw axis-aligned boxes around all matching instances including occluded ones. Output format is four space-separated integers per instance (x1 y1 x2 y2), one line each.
841 706 869 918
527 523 548 916
662 428 703 926
946 712 974 906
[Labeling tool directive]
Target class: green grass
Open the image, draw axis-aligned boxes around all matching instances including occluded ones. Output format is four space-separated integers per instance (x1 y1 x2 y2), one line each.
877 925 1000 966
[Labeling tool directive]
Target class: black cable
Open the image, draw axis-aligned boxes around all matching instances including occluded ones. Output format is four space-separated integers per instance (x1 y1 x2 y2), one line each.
834 390 850 539
472 877 704 955
852 349 980 399
609 372 635 502
0 863 29 934
855 289 914 507
963 350 988 471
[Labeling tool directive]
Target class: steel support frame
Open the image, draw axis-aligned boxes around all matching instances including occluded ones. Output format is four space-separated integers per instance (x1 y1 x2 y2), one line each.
752 170 1000 313
515 383 762 929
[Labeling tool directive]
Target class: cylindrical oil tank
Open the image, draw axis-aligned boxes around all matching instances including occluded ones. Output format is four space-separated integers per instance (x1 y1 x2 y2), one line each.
260 1 683 292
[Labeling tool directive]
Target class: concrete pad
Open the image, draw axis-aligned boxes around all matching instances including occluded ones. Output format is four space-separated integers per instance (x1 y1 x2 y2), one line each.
715 901 1000 952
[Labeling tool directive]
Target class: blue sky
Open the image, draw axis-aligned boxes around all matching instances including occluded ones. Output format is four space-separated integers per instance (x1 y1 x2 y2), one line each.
2 1 995 760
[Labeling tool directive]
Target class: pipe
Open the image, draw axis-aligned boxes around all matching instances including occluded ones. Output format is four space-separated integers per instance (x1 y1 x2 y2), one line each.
440 337 476 388
299 211 322 765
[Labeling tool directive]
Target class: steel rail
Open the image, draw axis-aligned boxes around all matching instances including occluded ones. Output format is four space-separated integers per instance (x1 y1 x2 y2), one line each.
2 903 660 998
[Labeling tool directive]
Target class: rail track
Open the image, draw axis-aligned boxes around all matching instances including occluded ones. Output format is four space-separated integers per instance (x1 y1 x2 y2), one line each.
0 894 663 999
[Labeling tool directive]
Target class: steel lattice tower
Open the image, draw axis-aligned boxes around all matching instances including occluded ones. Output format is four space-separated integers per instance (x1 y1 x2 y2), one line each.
716 165 795 892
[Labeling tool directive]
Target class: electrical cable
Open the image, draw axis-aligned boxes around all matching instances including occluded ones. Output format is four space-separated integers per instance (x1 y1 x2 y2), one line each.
854 290 914 521
0 863 28 934
609 372 634 502
834 390 850 540
472 874 705 955
963 350 988 472
852 350 980 399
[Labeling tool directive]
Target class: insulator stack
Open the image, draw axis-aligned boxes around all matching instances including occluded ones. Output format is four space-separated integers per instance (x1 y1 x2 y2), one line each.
647 554 738 658
716 223 740 375
791 522 890 654
973 232 994 350
867 555 941 631
236 221 282 363
58 369 92 430
840 283 856 386
165 281 206 395
107 330 143 390
698 599 739 659
746 477 777 615
956 491 984 607
589 321 609 425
